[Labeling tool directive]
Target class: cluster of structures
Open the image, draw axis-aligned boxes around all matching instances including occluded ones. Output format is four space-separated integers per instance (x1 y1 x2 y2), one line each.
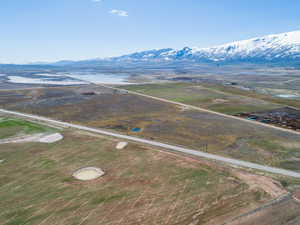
236 107 300 131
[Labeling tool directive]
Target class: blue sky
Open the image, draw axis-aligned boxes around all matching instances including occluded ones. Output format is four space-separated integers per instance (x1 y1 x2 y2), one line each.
1 0 300 63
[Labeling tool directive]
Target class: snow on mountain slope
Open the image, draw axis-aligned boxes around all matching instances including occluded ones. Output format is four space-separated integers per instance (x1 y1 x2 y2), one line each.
196 30 300 61
112 30 300 63
49 30 300 66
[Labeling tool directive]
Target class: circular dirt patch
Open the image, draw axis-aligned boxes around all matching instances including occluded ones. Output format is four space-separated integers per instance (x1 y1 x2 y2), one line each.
73 167 105 181
39 133 63 143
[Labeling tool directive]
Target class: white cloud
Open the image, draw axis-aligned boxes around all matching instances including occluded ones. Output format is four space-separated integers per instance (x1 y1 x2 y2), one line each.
110 9 128 17
92 0 102 2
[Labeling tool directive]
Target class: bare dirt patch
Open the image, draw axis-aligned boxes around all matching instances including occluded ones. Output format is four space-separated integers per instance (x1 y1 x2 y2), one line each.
73 167 105 181
116 142 128 150
38 133 63 143
0 132 63 144
232 171 287 198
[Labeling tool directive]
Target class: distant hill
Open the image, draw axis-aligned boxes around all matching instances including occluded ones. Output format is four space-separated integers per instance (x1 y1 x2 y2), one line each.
3 30 300 68
106 30 300 65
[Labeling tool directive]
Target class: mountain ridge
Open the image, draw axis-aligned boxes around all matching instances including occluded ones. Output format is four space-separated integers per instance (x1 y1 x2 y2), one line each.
108 30 300 63
13 30 300 67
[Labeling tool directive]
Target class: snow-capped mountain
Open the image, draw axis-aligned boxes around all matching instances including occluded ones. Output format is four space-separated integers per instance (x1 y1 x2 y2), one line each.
47 30 300 67
110 30 300 63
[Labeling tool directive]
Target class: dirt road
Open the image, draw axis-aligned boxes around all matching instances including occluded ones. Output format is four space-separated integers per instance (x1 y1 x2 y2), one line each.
105 84 300 136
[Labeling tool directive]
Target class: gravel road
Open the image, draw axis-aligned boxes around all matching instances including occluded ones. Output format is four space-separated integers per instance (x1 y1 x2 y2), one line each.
1 108 300 178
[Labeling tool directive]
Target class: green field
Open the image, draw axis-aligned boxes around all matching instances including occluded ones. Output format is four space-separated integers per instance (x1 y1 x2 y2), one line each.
0 118 55 139
121 83 290 114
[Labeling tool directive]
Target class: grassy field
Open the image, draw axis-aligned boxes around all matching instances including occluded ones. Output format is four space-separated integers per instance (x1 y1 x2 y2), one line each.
121 83 286 114
1 86 300 172
0 117 55 139
0 127 278 225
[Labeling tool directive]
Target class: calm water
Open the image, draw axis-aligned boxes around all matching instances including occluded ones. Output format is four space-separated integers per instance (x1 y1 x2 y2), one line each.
7 73 132 85
64 73 131 85
131 128 141 132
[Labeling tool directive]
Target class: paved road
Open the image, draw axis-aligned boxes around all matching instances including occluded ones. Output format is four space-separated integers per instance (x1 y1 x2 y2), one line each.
1 108 300 178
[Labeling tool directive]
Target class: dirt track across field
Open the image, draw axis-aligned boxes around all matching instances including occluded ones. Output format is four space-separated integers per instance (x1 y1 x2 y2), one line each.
103 84 300 136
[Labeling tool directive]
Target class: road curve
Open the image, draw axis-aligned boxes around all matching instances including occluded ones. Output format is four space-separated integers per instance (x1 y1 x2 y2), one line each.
1 108 300 178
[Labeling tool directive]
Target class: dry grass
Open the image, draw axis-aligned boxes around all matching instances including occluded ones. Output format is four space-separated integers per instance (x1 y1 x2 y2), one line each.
1 86 300 171
121 83 282 114
0 129 275 225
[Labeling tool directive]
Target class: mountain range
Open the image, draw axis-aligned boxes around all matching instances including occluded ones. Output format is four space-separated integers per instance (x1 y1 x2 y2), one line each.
26 30 300 67
108 30 300 64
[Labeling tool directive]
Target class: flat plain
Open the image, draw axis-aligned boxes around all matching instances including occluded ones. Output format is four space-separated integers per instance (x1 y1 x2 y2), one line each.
1 82 300 224
1 84 300 172
1 118 288 225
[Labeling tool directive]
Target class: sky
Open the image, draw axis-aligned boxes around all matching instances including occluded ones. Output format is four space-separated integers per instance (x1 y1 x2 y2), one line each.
1 0 300 64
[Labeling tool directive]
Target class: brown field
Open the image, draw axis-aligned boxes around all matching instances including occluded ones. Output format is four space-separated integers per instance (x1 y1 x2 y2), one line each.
226 194 300 225
1 84 300 172
1 85 300 172
0 126 287 225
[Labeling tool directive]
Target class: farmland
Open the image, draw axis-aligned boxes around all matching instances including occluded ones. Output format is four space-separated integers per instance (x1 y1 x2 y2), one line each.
1 82 300 224
121 83 290 115
1 85 300 172
0 117 55 139
0 125 283 225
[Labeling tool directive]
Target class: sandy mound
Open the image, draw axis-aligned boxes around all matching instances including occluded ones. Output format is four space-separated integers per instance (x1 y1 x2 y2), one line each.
0 133 63 144
73 167 105 181
116 142 128 150
39 133 63 143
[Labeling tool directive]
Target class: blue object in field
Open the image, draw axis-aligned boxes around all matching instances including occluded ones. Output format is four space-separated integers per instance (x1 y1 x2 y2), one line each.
132 127 141 132
247 116 258 121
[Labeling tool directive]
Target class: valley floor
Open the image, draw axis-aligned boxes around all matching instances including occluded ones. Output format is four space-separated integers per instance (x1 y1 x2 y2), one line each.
1 81 300 224
1 118 293 225
1 84 300 172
